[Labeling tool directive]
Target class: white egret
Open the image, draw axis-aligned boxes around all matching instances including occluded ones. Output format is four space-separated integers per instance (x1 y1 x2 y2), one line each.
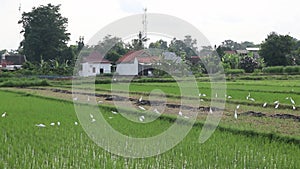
178 111 183 116
209 108 213 114
50 122 55 126
234 110 238 119
215 93 218 98
290 97 295 105
275 103 279 109
227 95 232 99
73 97 78 101
274 100 279 104
263 102 267 107
98 100 103 104
138 106 146 111
74 122 78 125
111 111 118 115
87 96 90 102
35 124 46 128
139 115 145 122
57 122 60 126
139 96 143 102
1 112 6 118
153 108 160 114
292 105 296 110
90 114 94 119
184 116 189 119
249 98 255 102
200 99 204 102
246 93 251 100
91 118 96 122
236 105 240 109
108 117 113 119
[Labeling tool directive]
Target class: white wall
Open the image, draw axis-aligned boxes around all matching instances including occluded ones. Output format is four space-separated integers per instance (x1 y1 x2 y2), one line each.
79 62 111 77
116 58 138 75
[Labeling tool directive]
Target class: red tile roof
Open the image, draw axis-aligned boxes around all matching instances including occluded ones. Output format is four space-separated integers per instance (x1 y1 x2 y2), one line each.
117 50 159 64
82 51 111 63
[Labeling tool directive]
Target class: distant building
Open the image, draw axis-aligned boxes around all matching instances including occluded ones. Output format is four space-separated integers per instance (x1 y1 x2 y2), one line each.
236 50 248 56
246 47 260 57
224 50 237 55
116 50 159 76
1 52 26 70
78 51 112 77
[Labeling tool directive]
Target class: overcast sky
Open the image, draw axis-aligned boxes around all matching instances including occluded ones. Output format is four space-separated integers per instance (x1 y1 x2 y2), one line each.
1 0 300 50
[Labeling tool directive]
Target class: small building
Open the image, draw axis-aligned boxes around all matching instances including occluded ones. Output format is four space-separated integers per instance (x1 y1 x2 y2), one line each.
78 51 112 77
236 50 248 56
224 50 237 55
1 52 26 70
116 50 159 76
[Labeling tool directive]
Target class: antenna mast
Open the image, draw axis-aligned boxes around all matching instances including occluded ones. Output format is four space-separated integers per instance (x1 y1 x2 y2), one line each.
142 8 148 48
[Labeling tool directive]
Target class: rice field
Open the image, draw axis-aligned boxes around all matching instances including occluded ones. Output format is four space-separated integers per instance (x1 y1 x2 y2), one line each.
0 89 299 168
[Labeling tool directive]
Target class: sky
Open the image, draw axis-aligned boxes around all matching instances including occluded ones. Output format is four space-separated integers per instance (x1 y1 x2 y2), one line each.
1 0 300 50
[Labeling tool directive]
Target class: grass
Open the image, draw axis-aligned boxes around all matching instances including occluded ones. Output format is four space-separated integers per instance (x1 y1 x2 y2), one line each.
0 90 299 168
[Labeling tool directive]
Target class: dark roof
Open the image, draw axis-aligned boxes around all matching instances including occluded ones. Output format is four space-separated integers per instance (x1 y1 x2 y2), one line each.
1 54 26 65
82 51 111 64
117 50 159 64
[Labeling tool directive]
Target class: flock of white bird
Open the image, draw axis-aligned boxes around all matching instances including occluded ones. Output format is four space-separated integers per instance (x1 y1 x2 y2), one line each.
1 111 79 128
198 92 297 120
4 92 295 128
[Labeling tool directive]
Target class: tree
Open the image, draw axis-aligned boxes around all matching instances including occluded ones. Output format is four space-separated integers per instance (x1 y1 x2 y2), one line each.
221 53 240 69
18 4 70 63
239 55 259 73
149 39 168 50
129 31 148 50
94 35 128 63
259 32 296 66
168 37 197 60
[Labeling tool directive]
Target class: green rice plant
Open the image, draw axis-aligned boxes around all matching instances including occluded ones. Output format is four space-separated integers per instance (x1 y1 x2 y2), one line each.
0 90 299 168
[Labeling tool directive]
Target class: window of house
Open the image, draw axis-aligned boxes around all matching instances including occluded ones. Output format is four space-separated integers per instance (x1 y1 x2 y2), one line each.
92 67 96 73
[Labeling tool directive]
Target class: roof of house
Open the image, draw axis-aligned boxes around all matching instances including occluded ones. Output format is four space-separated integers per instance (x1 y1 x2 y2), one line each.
1 54 26 65
163 52 182 63
117 50 159 64
224 51 237 55
246 47 260 51
82 51 111 64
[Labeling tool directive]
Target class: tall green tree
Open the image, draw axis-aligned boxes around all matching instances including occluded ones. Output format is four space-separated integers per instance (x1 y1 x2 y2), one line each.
259 32 296 66
95 35 128 63
18 4 70 63
149 39 168 50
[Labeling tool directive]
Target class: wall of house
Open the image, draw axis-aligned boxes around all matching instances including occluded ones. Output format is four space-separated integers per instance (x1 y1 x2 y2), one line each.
116 58 138 75
79 62 111 77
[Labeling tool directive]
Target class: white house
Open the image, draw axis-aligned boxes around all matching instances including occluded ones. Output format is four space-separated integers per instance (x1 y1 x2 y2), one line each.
79 51 112 77
116 50 182 76
116 50 159 76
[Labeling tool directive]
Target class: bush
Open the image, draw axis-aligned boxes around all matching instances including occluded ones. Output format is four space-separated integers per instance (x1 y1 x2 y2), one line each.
0 79 50 87
262 66 284 74
239 56 259 73
284 66 300 74
225 69 245 75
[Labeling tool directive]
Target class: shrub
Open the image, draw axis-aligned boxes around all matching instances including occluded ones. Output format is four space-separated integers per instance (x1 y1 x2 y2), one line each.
262 66 284 74
284 66 300 74
239 56 259 73
225 69 245 75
